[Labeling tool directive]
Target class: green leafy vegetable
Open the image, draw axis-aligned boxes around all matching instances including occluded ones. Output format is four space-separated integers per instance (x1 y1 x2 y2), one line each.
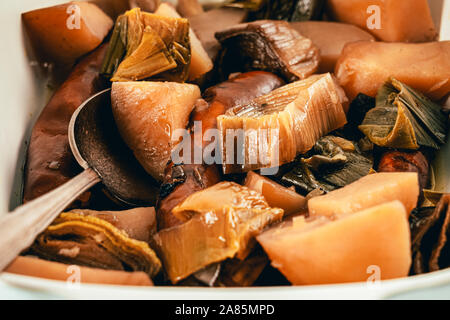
100 14 128 77
280 136 373 194
359 78 448 150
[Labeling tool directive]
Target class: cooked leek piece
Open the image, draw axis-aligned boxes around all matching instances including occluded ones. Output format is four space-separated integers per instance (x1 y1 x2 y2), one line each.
100 14 128 77
359 78 448 150
153 182 283 283
101 8 190 82
125 7 144 57
423 164 447 206
31 208 162 278
280 136 373 194
154 3 213 81
113 27 177 81
217 73 347 174
141 12 191 82
423 189 445 206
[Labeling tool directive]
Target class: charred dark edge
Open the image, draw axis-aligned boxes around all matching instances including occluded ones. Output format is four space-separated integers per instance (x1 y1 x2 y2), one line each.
159 164 187 199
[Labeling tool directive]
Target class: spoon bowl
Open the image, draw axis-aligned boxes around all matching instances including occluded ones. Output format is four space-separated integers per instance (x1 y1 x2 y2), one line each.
69 88 159 207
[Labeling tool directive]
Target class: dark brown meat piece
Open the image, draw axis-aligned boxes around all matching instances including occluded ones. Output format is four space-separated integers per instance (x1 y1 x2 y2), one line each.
23 45 108 204
157 71 284 230
377 150 429 191
215 20 319 82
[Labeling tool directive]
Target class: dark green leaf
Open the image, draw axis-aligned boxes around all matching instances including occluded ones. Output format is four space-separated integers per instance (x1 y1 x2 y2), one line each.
280 136 373 194
100 15 128 77
341 93 375 139
359 78 448 150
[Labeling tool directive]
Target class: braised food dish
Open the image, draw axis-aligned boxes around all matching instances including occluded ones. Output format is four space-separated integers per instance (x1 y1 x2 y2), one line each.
7 0 450 287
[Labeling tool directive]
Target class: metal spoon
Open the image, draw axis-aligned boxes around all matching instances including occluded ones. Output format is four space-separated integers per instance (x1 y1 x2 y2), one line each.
0 89 159 271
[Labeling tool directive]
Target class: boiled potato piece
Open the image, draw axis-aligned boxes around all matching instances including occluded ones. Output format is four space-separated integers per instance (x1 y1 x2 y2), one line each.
111 81 201 182
22 1 113 65
326 0 437 42
257 201 411 285
308 172 419 217
291 21 374 73
335 41 450 101
244 171 306 216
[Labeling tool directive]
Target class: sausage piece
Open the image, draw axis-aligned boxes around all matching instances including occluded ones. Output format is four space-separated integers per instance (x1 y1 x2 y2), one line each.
23 45 108 204
377 150 429 190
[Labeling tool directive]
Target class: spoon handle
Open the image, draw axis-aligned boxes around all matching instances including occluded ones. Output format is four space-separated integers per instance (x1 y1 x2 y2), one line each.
0 168 101 272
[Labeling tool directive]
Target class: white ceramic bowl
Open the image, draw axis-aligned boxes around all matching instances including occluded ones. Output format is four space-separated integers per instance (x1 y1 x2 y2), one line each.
0 0 449 300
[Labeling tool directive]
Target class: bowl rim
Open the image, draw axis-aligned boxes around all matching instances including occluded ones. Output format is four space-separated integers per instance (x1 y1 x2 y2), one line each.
2 266 450 299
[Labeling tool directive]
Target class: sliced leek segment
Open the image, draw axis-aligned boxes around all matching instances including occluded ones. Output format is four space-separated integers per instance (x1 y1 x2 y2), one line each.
112 26 177 81
217 73 348 174
100 14 128 77
101 8 190 82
